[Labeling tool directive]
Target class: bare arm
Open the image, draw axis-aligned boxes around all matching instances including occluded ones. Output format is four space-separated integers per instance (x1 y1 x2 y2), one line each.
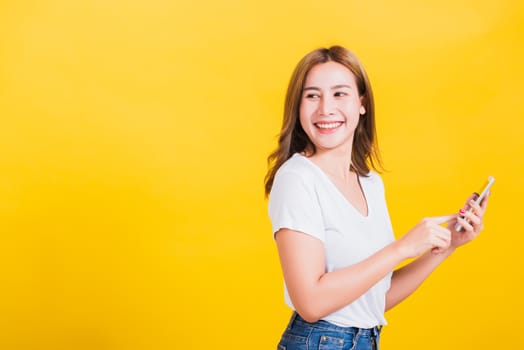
385 248 454 311
275 229 404 322
385 194 488 311
275 216 452 323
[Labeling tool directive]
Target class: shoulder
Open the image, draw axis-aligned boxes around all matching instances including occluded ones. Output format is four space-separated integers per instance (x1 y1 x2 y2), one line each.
360 170 386 192
364 170 383 183
269 154 320 201
268 154 326 240
274 153 317 184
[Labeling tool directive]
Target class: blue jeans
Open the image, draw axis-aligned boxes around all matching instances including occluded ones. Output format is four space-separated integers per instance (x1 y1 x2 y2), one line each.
277 312 382 350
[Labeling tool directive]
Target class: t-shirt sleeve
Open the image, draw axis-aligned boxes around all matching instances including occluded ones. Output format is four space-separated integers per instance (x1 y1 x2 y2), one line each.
268 170 325 242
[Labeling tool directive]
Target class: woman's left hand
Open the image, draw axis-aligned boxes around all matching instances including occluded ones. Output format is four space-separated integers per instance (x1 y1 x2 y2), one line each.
447 192 490 250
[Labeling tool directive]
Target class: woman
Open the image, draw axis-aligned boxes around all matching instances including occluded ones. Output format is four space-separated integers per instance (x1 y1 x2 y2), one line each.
265 46 488 350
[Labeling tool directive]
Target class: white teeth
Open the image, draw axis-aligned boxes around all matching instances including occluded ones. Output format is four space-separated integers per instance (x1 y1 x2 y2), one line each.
316 122 342 129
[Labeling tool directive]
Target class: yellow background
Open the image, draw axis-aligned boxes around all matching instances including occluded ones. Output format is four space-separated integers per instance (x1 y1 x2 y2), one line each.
1 0 523 349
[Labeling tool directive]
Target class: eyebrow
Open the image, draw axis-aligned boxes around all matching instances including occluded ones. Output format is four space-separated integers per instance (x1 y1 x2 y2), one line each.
302 84 353 91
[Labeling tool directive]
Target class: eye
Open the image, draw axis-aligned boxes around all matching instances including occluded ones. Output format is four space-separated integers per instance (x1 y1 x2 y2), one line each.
334 91 348 97
304 93 320 99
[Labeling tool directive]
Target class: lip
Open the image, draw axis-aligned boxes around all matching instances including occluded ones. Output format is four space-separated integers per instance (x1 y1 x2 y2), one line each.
314 121 344 133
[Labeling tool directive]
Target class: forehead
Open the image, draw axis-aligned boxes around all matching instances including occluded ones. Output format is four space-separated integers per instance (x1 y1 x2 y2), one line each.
304 61 357 87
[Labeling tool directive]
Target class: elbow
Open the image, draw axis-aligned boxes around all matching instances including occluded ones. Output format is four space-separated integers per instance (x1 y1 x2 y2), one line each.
296 309 321 323
294 303 323 323
288 287 332 323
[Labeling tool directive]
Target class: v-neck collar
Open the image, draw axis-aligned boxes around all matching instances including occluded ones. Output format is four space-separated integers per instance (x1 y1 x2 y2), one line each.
295 153 371 219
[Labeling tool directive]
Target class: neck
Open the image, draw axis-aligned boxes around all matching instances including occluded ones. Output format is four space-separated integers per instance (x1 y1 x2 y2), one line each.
309 146 353 181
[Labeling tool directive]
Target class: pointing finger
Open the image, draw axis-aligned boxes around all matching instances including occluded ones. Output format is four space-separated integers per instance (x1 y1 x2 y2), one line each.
426 215 455 225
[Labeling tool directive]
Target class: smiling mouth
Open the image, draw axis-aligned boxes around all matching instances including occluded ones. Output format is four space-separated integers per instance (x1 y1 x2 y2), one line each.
315 121 343 130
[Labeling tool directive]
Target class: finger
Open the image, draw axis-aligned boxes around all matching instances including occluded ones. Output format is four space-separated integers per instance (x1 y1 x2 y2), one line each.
456 216 475 233
426 215 455 225
461 209 481 226
432 224 452 234
431 246 444 255
447 216 458 226
461 193 478 212
457 217 480 240
480 191 490 210
430 227 451 244
432 234 451 252
468 199 485 217
470 217 484 233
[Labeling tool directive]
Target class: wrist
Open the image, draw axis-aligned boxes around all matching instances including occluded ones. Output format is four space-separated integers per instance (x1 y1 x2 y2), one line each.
446 246 457 256
391 238 412 261
435 245 456 259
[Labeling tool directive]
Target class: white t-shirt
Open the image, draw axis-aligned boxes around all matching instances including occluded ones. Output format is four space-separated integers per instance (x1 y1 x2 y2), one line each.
268 153 395 328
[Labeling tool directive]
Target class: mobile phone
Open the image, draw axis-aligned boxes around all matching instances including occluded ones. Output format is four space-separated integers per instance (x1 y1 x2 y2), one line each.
454 176 495 232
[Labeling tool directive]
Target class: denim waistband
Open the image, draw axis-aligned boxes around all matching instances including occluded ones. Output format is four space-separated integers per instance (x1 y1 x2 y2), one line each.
289 312 382 339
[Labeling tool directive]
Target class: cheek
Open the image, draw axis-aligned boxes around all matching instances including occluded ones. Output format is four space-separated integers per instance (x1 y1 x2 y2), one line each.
341 100 362 119
298 103 311 126
298 113 308 133
299 101 310 117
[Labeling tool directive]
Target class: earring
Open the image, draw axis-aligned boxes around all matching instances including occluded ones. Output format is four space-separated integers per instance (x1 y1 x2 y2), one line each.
359 106 366 115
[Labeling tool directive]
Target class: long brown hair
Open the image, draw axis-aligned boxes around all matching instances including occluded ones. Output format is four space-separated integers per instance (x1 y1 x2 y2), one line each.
264 45 382 197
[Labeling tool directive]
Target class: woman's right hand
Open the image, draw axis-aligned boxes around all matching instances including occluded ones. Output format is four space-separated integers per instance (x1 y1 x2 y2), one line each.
396 216 455 259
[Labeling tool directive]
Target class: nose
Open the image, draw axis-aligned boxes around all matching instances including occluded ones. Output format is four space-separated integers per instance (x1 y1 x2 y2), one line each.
318 95 336 116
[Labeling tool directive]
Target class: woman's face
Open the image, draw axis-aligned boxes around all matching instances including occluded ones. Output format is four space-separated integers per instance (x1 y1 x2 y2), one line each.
299 61 364 155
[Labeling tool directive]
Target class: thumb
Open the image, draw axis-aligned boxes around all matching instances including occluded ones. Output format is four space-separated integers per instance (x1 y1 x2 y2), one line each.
426 215 455 225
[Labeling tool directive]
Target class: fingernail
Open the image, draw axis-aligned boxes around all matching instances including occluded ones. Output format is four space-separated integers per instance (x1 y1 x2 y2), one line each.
459 209 465 214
